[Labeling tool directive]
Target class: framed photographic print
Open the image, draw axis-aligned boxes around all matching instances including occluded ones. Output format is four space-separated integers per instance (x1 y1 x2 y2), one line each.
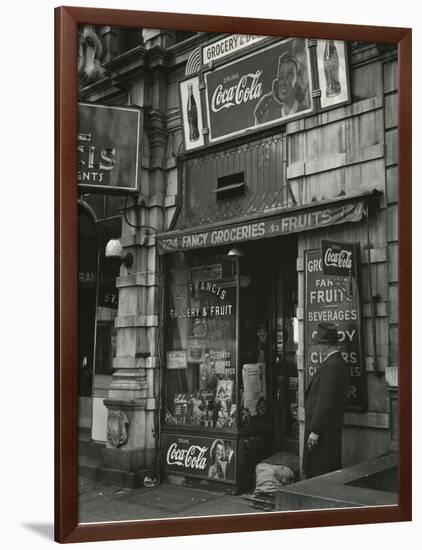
55 5 412 543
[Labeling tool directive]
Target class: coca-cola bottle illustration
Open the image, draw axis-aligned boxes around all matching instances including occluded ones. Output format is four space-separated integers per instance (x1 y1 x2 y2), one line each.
323 40 341 98
187 84 200 142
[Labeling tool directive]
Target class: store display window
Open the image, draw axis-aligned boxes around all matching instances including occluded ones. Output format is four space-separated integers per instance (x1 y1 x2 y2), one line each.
164 251 238 432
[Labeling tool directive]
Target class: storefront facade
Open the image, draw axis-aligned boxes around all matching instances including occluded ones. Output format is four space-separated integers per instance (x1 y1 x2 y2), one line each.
77 26 398 492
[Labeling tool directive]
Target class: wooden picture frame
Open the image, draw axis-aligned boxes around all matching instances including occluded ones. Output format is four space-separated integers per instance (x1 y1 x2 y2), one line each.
55 6 411 543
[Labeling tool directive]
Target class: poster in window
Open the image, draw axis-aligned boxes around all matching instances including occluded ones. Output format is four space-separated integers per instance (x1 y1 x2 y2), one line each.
242 363 266 416
167 350 188 370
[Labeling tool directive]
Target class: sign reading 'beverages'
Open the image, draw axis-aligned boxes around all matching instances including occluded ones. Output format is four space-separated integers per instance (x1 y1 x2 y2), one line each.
304 248 366 410
321 240 356 277
204 38 313 143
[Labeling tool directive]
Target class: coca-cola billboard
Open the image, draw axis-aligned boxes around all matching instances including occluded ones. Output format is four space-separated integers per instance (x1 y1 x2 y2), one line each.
204 38 313 143
321 240 356 277
162 434 236 482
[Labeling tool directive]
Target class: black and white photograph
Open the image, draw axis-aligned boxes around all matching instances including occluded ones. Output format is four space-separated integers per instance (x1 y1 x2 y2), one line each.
75 22 402 526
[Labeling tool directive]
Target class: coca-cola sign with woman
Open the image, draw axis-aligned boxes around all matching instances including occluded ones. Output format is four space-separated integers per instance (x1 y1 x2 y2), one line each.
162 434 236 482
204 38 313 142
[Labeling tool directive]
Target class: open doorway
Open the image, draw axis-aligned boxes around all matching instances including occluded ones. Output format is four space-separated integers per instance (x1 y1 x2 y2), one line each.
239 237 298 456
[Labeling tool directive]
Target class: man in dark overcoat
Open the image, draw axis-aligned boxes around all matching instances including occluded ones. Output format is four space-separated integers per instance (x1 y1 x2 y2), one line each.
302 323 350 479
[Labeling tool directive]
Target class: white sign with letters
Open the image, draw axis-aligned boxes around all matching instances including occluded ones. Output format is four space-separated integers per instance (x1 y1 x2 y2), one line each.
203 34 266 64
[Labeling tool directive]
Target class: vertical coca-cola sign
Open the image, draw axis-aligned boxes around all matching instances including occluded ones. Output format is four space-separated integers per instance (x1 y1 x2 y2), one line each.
179 76 205 151
316 40 350 110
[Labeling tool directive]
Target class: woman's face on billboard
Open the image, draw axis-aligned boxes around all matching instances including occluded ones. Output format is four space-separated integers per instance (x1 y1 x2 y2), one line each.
276 59 297 101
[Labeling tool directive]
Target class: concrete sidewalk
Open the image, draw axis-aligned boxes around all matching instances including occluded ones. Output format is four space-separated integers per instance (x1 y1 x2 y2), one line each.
78 477 264 524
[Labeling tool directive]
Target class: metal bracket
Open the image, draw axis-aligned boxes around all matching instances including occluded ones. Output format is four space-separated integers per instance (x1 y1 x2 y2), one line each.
312 89 322 98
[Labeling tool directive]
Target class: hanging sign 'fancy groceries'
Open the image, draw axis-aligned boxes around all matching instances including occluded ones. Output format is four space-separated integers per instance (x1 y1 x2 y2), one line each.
162 433 236 482
321 239 356 277
304 248 366 410
204 38 313 142
77 103 140 193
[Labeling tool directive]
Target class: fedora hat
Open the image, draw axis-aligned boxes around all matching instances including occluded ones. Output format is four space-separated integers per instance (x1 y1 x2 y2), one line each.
315 323 339 344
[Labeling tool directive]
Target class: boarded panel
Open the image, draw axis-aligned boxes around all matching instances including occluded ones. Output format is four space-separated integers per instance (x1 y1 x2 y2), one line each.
387 203 398 243
385 129 398 167
351 62 383 100
388 284 398 325
389 325 398 367
388 243 398 283
386 166 398 205
384 93 398 130
383 60 398 94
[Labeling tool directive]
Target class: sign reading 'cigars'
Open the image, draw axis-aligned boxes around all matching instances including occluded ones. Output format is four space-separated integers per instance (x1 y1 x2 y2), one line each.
321 240 356 277
204 38 313 143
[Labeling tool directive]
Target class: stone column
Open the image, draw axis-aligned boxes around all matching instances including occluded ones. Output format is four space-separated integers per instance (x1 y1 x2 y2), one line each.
100 34 171 487
101 200 162 487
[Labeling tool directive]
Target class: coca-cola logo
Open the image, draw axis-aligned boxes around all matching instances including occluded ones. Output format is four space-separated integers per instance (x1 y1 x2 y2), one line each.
211 70 263 113
324 247 353 270
166 443 208 471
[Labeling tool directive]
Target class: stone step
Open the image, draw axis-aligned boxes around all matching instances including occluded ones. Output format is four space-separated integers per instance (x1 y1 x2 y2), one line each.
275 454 398 511
78 454 101 481
78 437 92 457
78 426 91 440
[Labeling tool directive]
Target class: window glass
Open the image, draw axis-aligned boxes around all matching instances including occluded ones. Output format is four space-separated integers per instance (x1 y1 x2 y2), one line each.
165 252 237 432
